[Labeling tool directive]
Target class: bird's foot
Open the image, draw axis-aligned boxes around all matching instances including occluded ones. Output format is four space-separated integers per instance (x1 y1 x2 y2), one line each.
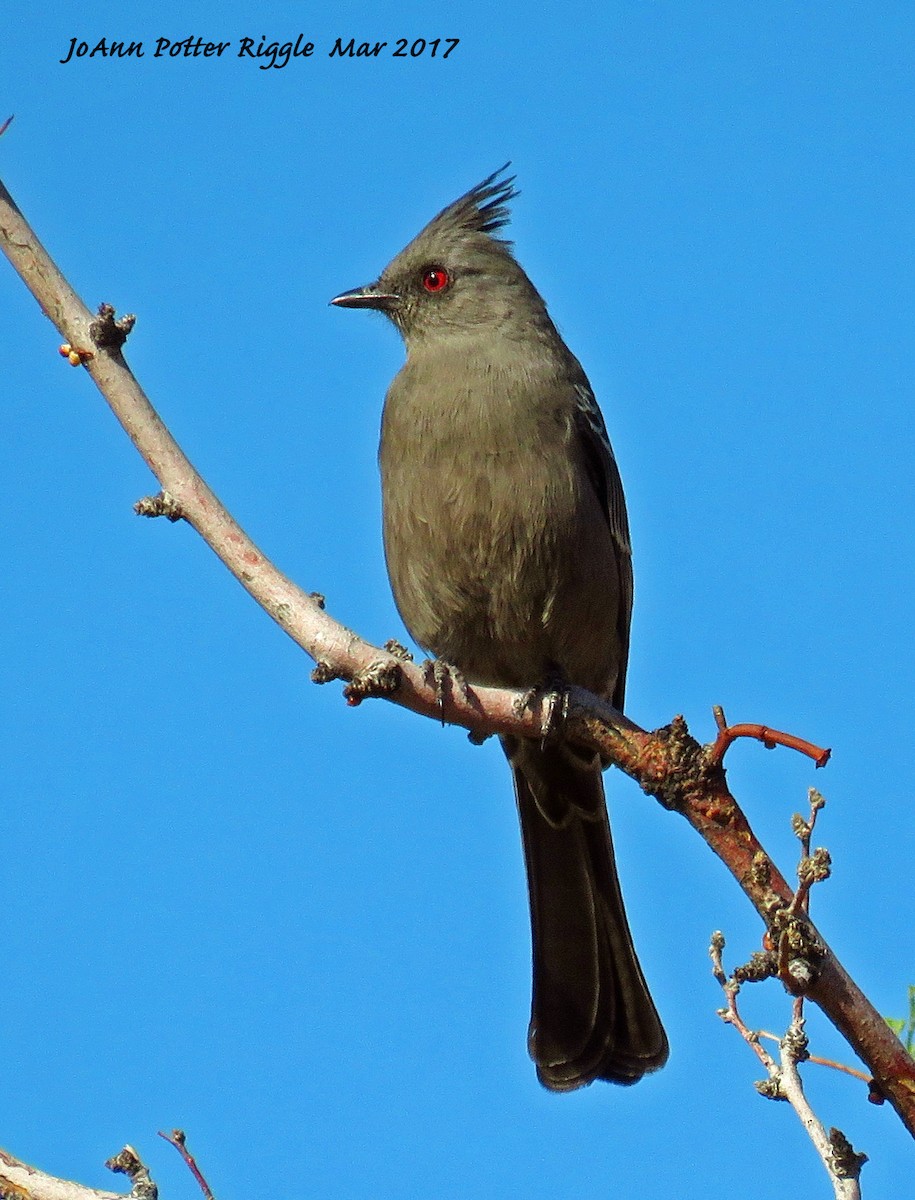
383 638 414 662
343 658 403 706
512 668 570 743
422 657 468 723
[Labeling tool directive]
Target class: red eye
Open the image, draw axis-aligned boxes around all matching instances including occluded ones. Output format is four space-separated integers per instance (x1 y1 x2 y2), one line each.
422 267 450 293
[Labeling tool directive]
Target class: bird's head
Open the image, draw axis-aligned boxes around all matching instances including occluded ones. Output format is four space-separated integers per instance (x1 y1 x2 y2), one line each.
331 165 546 344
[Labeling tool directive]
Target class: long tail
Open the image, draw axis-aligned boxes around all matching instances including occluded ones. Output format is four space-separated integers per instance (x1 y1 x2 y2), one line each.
503 737 668 1091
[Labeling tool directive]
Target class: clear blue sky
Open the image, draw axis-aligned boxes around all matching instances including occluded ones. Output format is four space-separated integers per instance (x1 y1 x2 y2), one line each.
3 2 914 1197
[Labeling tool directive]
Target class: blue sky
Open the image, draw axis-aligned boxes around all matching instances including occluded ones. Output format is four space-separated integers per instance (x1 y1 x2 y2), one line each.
3 2 914 1196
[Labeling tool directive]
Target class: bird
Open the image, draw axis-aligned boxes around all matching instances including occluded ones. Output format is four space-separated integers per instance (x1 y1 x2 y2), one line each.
331 165 668 1091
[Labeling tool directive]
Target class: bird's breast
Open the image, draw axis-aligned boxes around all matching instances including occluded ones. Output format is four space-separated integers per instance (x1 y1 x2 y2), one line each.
377 355 622 693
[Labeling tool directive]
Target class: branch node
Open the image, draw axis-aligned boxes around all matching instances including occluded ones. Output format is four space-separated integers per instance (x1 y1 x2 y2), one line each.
748 850 772 890
383 638 413 661
769 908 825 993
135 490 184 522
798 847 832 892
782 1018 809 1063
58 341 94 366
343 658 402 705
645 714 710 811
311 659 341 685
90 301 136 348
105 1145 158 1200
791 812 811 842
755 1075 787 1101
786 957 816 991
733 949 778 986
827 1127 868 1180
309 591 326 609
808 786 826 814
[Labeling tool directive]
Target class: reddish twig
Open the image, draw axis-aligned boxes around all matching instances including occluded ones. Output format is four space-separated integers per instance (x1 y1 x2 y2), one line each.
0 115 13 138
158 1130 215 1200
710 933 780 1075
757 1031 872 1084
709 704 831 768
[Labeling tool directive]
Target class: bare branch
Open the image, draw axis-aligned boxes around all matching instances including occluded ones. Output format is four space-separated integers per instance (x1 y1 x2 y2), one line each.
710 704 831 768
0 1144 153 1200
777 1017 866 1200
711 791 871 1195
711 938 867 1199
157 1131 214 1200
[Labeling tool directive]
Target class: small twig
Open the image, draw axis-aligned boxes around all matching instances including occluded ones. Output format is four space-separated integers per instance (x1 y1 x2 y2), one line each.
786 789 831 917
157 1130 215 1200
709 705 831 768
0 115 13 138
792 787 826 860
777 1017 867 1199
770 793 832 995
757 1030 873 1084
710 932 780 1076
711 934 866 1198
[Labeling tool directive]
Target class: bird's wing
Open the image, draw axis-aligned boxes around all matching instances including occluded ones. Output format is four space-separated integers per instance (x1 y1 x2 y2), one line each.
573 382 633 711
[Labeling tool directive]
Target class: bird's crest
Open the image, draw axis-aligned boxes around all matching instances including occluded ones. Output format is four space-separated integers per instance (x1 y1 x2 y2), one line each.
420 163 518 246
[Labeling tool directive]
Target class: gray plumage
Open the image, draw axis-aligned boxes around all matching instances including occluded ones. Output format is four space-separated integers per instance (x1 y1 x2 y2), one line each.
332 166 668 1090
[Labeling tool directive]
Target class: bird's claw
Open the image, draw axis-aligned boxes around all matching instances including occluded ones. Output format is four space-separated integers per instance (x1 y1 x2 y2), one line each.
311 659 341 685
343 658 403 706
422 658 467 723
541 687 569 742
513 671 570 743
384 638 414 662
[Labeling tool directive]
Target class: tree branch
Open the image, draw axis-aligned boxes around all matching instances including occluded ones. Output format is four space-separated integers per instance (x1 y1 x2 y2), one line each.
3 171 914 1147
711 792 870 1200
0 1144 154 1200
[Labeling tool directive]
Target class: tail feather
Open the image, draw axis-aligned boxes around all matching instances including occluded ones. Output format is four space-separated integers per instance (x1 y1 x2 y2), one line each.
504 737 668 1090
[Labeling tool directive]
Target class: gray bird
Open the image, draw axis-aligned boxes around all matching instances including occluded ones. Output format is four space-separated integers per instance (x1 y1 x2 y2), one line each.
331 166 668 1090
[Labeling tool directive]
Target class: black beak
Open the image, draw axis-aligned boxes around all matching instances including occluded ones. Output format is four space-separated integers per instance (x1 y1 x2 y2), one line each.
330 282 399 311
